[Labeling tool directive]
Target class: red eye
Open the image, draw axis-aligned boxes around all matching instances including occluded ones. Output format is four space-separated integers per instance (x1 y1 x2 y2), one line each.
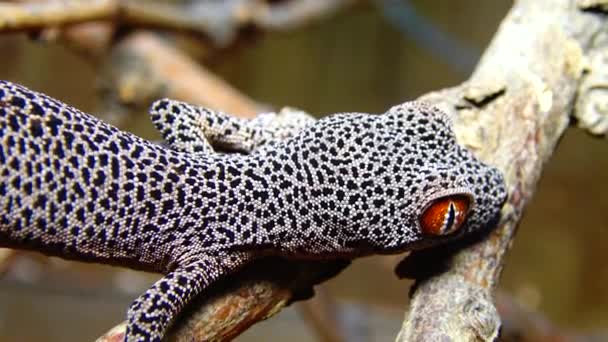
420 195 471 236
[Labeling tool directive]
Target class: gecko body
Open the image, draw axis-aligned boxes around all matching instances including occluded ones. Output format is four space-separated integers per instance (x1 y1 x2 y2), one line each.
0 81 507 341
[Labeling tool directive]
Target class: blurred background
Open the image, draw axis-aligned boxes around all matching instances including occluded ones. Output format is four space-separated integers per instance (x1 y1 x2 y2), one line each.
0 0 606 341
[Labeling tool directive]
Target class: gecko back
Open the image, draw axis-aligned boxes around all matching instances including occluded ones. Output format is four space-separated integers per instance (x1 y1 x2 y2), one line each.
0 81 213 271
0 81 276 341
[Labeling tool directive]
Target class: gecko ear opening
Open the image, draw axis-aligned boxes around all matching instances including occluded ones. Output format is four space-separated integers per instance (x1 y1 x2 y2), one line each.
419 194 471 236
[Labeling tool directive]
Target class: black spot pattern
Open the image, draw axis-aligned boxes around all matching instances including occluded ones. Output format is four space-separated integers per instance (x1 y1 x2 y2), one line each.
0 81 507 342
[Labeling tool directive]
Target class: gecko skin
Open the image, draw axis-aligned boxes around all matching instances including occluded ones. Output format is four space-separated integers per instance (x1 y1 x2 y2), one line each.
0 80 507 341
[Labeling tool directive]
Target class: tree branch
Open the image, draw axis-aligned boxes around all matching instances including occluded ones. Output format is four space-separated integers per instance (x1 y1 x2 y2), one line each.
574 1 608 137
95 258 349 342
96 32 264 126
0 0 359 46
0 248 17 276
396 0 605 340
0 0 116 32
495 291 607 342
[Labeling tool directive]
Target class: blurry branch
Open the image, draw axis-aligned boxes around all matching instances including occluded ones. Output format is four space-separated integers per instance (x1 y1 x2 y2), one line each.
0 0 116 31
96 32 263 125
298 287 347 342
56 22 116 61
496 292 607 342
0 0 359 46
0 248 17 276
396 0 606 340
0 0 360 124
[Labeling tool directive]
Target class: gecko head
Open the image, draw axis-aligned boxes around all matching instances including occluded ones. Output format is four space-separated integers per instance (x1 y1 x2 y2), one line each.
289 101 507 256
368 102 507 252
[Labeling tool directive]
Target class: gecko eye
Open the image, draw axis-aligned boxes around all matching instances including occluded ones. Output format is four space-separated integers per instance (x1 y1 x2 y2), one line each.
420 195 471 236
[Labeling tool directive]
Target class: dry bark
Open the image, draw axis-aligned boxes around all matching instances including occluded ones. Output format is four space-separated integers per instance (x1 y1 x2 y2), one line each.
396 0 606 340
95 257 349 342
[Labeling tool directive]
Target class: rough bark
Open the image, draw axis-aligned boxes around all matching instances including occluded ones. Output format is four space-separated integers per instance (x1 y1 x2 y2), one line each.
95 257 349 342
396 1 606 340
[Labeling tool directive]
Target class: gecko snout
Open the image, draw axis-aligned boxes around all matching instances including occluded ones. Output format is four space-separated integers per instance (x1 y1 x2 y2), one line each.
463 165 508 236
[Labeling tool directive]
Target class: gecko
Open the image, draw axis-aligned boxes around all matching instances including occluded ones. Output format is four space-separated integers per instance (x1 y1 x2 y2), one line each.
0 80 507 341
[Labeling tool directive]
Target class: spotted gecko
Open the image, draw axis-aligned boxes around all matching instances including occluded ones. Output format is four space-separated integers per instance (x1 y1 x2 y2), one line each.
0 81 507 341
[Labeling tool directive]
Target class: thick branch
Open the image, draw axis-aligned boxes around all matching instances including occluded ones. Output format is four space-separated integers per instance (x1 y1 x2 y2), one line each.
396 0 605 340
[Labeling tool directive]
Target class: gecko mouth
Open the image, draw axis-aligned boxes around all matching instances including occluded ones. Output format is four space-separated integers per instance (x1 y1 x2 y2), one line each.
343 239 376 252
376 234 456 255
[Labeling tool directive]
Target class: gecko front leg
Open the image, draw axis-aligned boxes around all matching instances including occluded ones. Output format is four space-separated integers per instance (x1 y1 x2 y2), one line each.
127 252 248 341
149 99 314 154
